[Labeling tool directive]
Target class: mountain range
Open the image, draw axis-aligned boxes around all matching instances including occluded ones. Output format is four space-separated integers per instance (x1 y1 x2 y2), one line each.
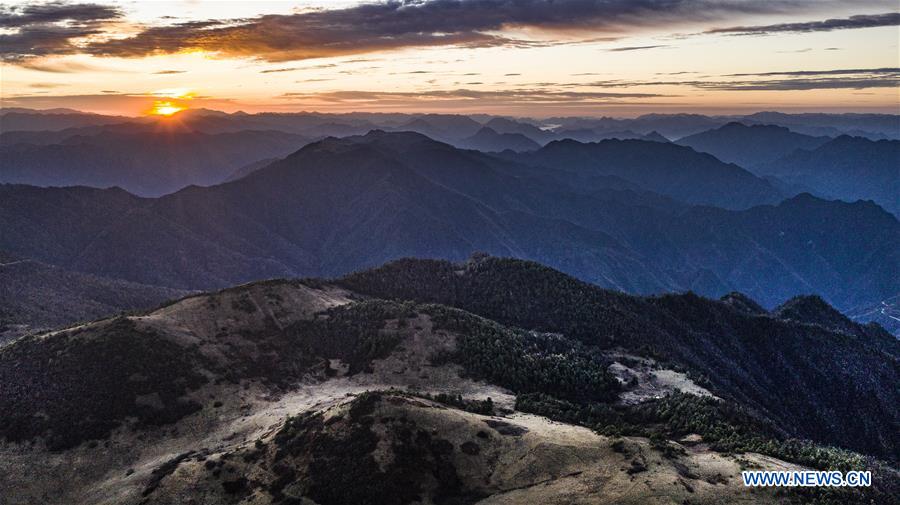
2 131 896 318
3 108 897 209
457 126 541 152
755 135 900 217
501 137 782 209
2 105 899 504
1 127 309 196
1 256 897 504
672 122 899 216
676 122 832 167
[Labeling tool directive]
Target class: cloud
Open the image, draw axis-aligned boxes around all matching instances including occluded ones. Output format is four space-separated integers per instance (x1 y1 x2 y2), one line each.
28 82 66 89
776 48 812 53
342 58 380 63
697 77 900 90
260 67 300 73
280 88 666 106
0 1 120 27
607 44 668 52
724 67 899 77
152 69 185 74
583 68 900 90
0 2 122 61
706 12 900 35
62 0 860 63
260 63 338 73
17 59 123 73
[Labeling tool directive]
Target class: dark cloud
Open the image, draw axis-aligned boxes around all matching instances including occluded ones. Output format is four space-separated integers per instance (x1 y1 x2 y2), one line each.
0 1 120 27
260 63 336 73
153 69 185 74
76 0 847 62
505 73 521 76
698 77 900 90
28 82 65 89
724 68 900 77
260 67 300 73
706 12 900 35
583 68 900 91
607 44 668 52
280 88 665 105
342 57 380 63
0 2 122 61
18 59 120 73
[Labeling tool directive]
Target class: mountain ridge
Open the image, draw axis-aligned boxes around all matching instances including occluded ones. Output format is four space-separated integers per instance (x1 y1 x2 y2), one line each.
676 122 831 167
0 132 895 314
1 256 896 504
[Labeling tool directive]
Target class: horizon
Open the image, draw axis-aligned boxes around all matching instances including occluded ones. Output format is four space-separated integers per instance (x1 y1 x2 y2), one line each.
1 1 898 116
5 105 899 122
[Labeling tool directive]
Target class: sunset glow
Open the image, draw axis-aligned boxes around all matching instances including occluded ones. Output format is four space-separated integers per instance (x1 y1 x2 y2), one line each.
148 101 185 116
0 1 897 116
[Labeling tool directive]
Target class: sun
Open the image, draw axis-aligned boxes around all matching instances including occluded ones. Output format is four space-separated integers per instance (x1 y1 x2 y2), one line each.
149 101 185 116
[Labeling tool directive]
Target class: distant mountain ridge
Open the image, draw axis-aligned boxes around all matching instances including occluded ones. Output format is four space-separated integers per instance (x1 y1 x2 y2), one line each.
755 135 900 217
458 126 540 152
0 131 895 315
676 122 831 167
504 137 783 209
0 129 310 196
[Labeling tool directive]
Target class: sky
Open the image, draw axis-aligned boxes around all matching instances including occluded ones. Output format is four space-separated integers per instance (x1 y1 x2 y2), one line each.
1 0 898 117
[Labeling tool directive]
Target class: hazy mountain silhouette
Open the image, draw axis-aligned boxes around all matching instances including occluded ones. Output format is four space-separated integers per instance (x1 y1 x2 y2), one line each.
484 117 556 144
503 137 783 209
389 114 484 143
0 132 895 313
458 126 540 152
756 135 900 216
0 109 129 131
554 128 671 143
676 122 831 167
0 129 309 196
222 157 280 182
4 108 896 141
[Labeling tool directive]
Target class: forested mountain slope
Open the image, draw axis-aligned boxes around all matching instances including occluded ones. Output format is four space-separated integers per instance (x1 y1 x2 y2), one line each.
1 258 896 504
